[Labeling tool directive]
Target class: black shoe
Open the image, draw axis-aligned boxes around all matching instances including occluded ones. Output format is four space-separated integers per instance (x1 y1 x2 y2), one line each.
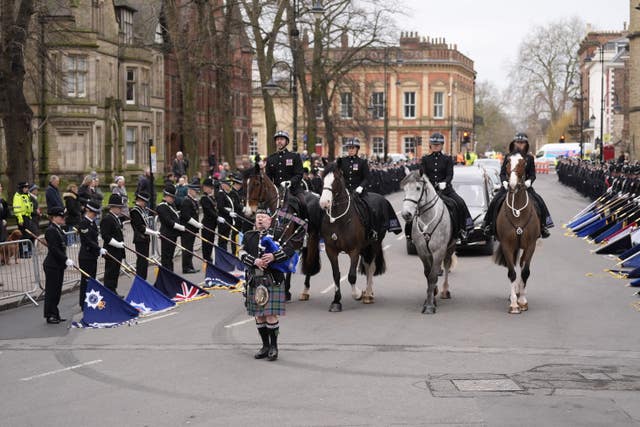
56 317 67 322
254 346 270 359
267 345 278 361
182 268 200 274
46 317 60 324
541 227 550 239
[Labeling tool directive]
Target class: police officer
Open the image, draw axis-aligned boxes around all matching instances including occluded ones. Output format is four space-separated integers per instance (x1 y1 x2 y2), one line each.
265 130 306 218
215 177 235 252
43 206 74 324
129 192 158 280
78 200 103 310
13 182 33 256
100 194 126 293
483 132 553 238
420 132 473 238
156 184 185 271
340 138 370 194
200 178 218 263
180 180 204 274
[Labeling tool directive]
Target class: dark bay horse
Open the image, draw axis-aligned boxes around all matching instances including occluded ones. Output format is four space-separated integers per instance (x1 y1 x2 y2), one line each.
494 153 540 314
315 161 388 312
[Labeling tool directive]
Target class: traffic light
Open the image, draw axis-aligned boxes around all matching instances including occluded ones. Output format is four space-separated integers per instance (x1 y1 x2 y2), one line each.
462 131 470 144
559 134 565 143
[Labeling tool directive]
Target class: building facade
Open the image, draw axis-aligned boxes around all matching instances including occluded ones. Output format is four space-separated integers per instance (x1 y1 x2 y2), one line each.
629 2 640 158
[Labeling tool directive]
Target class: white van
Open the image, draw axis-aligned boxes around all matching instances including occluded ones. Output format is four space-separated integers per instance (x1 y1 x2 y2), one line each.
535 143 593 163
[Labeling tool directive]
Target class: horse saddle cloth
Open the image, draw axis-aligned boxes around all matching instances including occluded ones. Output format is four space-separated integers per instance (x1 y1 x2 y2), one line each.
283 192 307 221
438 194 459 237
359 193 403 236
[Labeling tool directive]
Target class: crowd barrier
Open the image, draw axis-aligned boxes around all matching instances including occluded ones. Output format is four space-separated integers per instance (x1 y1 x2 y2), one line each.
535 161 550 175
0 239 40 305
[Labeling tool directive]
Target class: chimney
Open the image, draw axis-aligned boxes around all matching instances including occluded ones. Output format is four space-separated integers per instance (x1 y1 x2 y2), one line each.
341 31 348 48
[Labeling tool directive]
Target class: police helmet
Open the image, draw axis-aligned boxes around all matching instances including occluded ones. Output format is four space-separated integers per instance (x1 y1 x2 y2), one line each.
343 138 360 149
273 130 290 143
429 133 445 145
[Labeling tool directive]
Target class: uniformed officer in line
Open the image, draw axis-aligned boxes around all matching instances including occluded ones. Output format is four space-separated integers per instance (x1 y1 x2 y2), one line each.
419 132 474 239
200 178 218 263
215 177 236 252
340 138 370 194
180 180 204 274
156 184 185 271
129 191 159 280
43 206 74 324
77 200 104 310
265 130 306 218
100 194 126 294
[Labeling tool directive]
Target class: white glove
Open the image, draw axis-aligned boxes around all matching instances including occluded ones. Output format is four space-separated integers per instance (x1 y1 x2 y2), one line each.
524 179 531 188
502 181 509 190
280 180 291 188
355 186 363 194
108 238 124 249
229 211 238 218
2 219 5 226
65 258 74 268
173 223 186 232
188 218 203 229
145 228 160 236
99 248 107 256
438 182 446 190
217 216 226 224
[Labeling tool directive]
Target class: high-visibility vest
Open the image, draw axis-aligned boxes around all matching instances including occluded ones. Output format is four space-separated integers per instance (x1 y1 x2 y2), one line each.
12 192 33 225
465 151 478 166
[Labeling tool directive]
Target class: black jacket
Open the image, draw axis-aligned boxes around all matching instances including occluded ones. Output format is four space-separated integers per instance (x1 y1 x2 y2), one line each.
100 212 125 258
78 215 100 260
339 156 370 192
64 192 83 228
215 189 235 227
200 192 218 229
239 228 297 284
180 195 200 233
43 222 67 269
420 152 454 188
130 205 152 244
156 200 181 240
265 149 304 194
500 152 536 184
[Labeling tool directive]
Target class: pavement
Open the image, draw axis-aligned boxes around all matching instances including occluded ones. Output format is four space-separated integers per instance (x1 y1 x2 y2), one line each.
1 173 639 426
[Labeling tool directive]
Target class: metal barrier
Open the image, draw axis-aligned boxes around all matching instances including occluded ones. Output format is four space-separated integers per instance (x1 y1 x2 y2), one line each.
535 161 550 175
0 239 41 305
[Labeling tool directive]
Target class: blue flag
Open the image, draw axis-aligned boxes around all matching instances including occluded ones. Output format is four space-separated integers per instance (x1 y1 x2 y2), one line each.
214 246 245 279
154 266 210 303
204 262 242 289
126 276 176 315
74 279 139 328
260 235 298 273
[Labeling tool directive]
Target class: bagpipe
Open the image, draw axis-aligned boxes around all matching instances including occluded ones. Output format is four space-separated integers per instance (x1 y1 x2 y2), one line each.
259 234 299 273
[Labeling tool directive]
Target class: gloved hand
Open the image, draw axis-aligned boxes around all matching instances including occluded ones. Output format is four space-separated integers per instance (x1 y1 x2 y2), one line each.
438 182 446 190
109 238 125 249
280 180 291 188
502 181 509 190
524 179 531 188
99 248 107 256
65 258 74 268
217 216 226 224
173 223 186 232
2 219 6 226
145 228 160 236
188 218 203 229
229 211 238 218
355 186 363 194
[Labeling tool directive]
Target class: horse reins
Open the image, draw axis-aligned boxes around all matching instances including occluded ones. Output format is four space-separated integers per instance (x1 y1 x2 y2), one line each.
403 179 445 241
323 184 351 223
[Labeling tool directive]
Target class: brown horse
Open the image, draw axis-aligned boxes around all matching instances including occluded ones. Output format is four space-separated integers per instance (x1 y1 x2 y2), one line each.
494 153 540 314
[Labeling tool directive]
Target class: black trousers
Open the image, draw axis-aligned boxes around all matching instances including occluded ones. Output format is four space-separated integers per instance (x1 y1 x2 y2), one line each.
181 231 195 271
441 188 473 232
161 235 177 272
78 257 98 309
134 240 150 280
18 220 33 257
44 266 64 319
217 223 231 252
103 255 122 292
202 227 215 262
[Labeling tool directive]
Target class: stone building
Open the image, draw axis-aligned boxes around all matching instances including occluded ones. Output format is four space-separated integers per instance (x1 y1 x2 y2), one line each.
629 1 640 158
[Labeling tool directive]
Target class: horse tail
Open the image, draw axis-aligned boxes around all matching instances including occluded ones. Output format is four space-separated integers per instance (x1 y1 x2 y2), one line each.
493 242 507 266
373 246 386 276
301 231 321 276
446 253 458 272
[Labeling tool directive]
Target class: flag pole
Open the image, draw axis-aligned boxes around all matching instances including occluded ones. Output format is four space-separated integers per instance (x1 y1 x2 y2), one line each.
123 244 161 266
156 231 209 264
25 229 92 278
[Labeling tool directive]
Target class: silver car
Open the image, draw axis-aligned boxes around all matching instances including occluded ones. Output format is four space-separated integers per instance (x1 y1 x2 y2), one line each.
452 166 494 254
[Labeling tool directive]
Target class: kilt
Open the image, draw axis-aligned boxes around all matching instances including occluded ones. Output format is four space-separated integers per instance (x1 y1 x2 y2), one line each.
245 280 286 316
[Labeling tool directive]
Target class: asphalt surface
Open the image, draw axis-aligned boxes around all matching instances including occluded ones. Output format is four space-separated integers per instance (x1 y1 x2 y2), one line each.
1 173 639 427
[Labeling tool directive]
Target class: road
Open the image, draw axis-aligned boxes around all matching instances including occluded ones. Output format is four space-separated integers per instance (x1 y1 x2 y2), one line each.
1 173 639 426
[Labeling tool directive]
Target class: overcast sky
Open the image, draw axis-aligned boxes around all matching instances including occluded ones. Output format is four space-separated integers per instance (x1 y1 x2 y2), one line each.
399 0 630 90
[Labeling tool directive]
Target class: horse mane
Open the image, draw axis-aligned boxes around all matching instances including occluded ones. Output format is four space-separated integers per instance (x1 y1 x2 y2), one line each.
322 161 339 178
400 170 421 187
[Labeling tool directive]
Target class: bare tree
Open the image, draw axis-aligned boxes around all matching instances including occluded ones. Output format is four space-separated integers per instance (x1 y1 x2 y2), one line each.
474 81 517 154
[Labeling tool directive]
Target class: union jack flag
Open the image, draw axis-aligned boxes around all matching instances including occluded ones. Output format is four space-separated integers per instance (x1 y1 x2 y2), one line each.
154 266 210 303
173 282 206 302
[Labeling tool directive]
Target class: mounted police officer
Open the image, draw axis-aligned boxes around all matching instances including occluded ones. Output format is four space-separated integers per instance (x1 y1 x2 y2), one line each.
43 206 74 324
483 132 553 238
156 184 185 271
340 138 376 239
200 178 218 263
180 180 204 274
420 132 473 239
78 200 103 309
265 130 306 219
100 194 126 294
129 191 159 280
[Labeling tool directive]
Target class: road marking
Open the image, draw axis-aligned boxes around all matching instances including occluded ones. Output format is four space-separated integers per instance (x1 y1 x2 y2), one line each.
397 235 405 240
383 244 391 251
322 275 347 294
138 312 178 324
224 318 255 328
20 359 103 382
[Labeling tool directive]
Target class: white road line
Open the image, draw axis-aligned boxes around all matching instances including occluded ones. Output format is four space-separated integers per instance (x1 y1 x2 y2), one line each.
397 234 405 240
138 312 178 324
321 275 347 294
20 359 102 382
383 244 391 251
224 318 255 328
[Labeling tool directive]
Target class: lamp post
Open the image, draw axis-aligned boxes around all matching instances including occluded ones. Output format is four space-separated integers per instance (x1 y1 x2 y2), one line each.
264 62 295 149
598 45 605 163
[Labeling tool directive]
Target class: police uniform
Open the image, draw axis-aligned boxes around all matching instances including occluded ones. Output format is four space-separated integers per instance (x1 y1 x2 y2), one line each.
78 201 101 309
215 179 236 252
13 183 33 256
156 185 183 271
340 153 370 192
43 207 69 323
100 195 126 293
265 130 306 219
200 178 218 263
129 193 153 280
179 182 202 273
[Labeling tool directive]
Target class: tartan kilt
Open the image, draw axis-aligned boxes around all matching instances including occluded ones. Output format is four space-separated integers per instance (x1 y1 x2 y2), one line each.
245 280 286 316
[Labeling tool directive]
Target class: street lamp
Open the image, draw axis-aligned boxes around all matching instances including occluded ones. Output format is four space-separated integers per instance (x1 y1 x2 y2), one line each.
378 47 402 163
264 61 296 149
598 45 605 163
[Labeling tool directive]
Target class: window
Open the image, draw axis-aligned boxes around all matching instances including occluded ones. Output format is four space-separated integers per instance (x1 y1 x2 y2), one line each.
404 92 416 119
315 99 323 119
372 137 384 156
433 92 444 118
154 22 164 44
371 92 384 119
341 136 350 154
65 55 87 98
340 92 353 119
404 136 416 155
119 8 134 44
250 133 259 157
126 127 137 164
140 68 150 107
126 68 136 104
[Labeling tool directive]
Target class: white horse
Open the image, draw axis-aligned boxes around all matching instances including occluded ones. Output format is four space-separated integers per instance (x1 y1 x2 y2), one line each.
401 171 457 314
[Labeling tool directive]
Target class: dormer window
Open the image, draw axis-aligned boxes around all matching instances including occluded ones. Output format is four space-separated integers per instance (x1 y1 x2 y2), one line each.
154 22 164 44
117 7 134 44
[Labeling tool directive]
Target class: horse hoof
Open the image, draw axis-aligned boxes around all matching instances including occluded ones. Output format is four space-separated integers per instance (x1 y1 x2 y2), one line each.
441 291 451 299
508 306 521 314
363 295 375 304
518 302 528 311
299 293 310 301
422 305 436 314
329 303 342 312
353 291 363 301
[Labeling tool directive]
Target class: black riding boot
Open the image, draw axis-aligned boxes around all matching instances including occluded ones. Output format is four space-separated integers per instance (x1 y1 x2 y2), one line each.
255 323 270 359
540 224 550 239
267 322 279 361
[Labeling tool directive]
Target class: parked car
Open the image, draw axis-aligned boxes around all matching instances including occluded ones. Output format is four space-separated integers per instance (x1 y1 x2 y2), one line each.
451 166 494 254
475 159 501 195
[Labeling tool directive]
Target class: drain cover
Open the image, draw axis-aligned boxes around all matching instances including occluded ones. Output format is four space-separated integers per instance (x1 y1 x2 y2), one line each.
453 379 523 392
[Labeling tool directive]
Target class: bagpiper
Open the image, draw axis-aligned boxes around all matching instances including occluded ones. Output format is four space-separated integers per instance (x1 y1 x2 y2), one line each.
43 206 74 324
77 200 103 309
100 194 126 294
156 184 185 272
129 191 159 280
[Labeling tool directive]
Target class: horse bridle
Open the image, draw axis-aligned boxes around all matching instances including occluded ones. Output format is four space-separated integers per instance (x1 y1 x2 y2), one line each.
323 176 351 223
247 173 280 215
403 177 445 241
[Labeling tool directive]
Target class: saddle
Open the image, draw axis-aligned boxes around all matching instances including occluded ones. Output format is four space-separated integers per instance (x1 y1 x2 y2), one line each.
438 194 460 239
355 193 403 241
